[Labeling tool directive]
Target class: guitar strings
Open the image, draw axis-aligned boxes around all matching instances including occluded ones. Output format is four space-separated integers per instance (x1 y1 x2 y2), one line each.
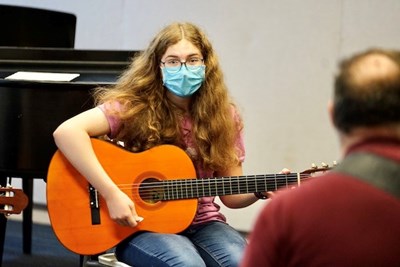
116 174 313 189
116 173 313 188
113 173 316 199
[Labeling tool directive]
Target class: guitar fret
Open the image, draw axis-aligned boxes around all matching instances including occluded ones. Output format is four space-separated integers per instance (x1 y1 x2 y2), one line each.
177 180 181 200
285 174 288 188
161 180 166 200
171 180 175 199
182 179 186 199
170 180 175 200
195 180 199 198
190 179 194 198
258 175 265 192
195 179 199 198
208 178 212 196
186 179 190 199
232 176 238 194
212 178 216 196
180 179 184 199
180 180 183 198
180 180 183 199
181 179 185 199
165 180 169 200
248 175 255 194
174 180 178 200
216 178 225 196
264 175 268 192
184 179 188 199
172 180 176 200
171 180 174 200
169 180 173 200
194 179 198 198
188 179 193 198
210 178 214 194
207 179 212 196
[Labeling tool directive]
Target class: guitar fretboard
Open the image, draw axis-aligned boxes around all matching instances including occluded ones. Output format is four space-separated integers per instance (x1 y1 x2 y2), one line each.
139 173 303 201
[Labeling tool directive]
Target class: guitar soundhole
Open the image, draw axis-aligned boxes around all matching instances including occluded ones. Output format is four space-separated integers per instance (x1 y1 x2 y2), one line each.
139 178 164 204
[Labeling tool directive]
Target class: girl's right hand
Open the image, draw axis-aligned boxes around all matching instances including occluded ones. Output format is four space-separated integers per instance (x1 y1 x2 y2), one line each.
104 189 144 227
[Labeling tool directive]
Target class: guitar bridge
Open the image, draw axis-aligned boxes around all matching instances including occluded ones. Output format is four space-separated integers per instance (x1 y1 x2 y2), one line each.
89 184 100 225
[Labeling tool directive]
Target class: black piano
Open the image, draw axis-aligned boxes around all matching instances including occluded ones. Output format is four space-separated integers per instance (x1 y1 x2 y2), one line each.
0 47 138 262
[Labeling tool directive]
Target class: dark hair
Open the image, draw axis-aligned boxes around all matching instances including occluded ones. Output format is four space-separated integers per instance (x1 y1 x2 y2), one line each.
333 48 400 133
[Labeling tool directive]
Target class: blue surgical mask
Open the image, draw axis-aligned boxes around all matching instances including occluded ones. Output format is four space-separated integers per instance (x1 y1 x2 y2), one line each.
162 65 206 97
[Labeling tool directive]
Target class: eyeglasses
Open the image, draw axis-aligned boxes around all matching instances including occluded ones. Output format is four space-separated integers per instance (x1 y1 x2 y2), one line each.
161 57 204 73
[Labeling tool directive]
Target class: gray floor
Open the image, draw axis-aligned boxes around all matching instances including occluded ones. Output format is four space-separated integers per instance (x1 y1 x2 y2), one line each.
8 204 50 225
3 209 80 267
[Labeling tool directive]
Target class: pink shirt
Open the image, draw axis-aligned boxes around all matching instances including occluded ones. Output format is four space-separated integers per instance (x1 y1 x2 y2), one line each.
98 103 245 225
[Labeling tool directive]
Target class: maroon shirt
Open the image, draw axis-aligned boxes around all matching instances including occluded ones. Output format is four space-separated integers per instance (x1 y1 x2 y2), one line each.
241 138 400 267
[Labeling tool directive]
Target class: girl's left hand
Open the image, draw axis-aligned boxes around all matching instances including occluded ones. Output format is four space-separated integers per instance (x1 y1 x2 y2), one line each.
264 168 291 198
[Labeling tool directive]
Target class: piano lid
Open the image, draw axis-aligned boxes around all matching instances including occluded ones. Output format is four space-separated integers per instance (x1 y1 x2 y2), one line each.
0 47 139 85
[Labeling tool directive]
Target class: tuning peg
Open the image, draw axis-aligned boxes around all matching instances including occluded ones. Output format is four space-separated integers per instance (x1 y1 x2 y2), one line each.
333 161 338 166
311 163 317 169
321 162 329 168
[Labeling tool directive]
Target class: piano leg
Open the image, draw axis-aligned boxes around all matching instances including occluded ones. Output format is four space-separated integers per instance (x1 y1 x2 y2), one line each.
22 178 33 254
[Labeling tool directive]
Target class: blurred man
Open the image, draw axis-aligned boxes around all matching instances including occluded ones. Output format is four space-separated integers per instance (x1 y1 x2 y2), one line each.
241 48 400 267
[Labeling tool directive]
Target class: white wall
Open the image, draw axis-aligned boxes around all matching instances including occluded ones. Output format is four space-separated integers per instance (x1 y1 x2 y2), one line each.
2 0 400 232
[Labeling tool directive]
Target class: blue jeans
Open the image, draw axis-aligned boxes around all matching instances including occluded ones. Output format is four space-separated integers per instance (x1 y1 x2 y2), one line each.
115 221 247 267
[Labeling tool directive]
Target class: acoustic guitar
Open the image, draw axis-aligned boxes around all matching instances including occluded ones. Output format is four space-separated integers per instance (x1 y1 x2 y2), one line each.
47 138 328 255
0 187 28 216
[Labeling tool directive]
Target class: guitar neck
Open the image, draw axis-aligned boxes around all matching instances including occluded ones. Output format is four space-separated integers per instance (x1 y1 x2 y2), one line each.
145 173 303 201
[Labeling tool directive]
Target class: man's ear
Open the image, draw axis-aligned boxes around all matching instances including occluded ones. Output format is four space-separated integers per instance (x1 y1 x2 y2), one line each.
327 99 336 128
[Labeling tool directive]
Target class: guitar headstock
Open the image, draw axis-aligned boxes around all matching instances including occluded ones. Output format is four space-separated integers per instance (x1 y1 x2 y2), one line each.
0 187 29 216
301 161 337 175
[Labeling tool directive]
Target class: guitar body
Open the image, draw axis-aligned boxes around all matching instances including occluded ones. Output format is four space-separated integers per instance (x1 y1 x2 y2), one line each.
47 139 197 255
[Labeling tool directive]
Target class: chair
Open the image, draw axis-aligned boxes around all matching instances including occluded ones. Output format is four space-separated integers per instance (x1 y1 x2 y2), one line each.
0 4 76 266
83 253 132 267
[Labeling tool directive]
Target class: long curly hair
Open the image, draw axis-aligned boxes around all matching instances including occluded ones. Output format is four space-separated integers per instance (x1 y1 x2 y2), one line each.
93 22 243 171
